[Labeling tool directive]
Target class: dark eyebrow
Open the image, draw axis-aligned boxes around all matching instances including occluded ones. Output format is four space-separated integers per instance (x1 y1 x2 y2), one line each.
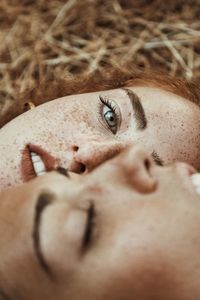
122 88 147 130
152 150 164 166
32 193 54 279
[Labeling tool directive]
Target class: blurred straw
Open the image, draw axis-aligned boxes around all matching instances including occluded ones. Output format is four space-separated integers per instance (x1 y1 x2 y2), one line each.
0 0 199 112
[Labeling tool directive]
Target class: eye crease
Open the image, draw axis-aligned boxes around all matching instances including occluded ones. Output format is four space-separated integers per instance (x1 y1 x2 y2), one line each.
82 202 96 251
33 192 54 279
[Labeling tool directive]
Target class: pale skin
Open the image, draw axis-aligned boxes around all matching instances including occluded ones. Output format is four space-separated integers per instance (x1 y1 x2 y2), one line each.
0 146 200 300
0 86 200 191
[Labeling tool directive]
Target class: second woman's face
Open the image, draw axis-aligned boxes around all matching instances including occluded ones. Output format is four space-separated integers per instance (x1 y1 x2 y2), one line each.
1 86 200 190
1 146 200 300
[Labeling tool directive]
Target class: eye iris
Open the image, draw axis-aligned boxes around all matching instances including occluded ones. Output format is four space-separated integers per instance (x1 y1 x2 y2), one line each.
104 110 116 127
99 95 119 135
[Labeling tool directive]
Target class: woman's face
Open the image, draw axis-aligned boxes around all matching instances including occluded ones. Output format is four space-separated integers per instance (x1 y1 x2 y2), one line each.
1 86 200 190
1 146 200 300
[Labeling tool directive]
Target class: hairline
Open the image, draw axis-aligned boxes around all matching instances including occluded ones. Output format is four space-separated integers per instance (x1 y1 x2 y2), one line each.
1 67 200 128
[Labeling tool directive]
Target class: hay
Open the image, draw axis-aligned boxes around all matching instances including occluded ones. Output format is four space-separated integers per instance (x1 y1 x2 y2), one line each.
0 0 200 113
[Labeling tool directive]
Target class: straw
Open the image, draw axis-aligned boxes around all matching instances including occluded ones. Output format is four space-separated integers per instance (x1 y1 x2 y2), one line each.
0 0 199 112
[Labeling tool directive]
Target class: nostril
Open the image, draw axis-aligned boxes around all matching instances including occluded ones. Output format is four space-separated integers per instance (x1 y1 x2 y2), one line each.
144 158 151 171
79 163 86 174
70 160 86 174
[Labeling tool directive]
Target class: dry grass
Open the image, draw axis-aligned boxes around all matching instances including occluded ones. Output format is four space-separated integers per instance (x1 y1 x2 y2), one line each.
0 0 200 113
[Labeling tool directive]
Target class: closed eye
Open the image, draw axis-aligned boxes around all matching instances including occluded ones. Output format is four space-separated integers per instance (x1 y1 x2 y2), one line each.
82 202 96 251
33 192 54 279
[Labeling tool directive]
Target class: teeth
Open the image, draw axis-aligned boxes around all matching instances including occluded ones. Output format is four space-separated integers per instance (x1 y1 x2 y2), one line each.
191 173 200 195
30 151 46 176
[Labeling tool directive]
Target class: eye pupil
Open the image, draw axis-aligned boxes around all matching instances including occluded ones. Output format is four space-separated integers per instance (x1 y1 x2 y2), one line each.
105 111 115 126
100 96 119 135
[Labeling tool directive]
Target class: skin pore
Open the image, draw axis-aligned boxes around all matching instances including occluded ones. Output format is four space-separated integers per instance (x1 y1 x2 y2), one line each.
0 85 200 191
1 146 200 300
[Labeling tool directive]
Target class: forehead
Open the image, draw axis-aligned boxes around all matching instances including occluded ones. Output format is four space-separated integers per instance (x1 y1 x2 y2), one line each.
129 86 180 100
125 73 196 102
127 86 198 111
59 86 193 111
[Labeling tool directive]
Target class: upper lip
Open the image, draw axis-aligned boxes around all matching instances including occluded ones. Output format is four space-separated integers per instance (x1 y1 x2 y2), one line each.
21 144 58 182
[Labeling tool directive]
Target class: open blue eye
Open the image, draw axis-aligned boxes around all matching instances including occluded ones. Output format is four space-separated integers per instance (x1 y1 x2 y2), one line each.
99 96 119 134
102 105 117 134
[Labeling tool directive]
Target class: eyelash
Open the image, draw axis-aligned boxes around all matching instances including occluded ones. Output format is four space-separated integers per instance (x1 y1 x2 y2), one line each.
151 151 164 166
98 95 120 134
82 202 96 250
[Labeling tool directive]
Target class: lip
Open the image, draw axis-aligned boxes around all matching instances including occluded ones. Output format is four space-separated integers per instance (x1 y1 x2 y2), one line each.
21 144 58 182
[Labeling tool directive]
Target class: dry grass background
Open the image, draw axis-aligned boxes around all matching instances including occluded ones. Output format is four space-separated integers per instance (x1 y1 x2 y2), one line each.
0 0 200 114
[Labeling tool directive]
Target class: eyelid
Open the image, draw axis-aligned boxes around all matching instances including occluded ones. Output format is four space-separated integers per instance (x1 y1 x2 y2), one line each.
33 193 54 278
82 203 95 249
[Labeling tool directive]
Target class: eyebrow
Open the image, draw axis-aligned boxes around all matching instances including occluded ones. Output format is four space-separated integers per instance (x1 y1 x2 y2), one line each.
122 88 147 130
32 192 54 279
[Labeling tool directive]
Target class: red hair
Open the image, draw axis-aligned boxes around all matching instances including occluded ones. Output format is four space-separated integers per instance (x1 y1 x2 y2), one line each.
1 66 200 128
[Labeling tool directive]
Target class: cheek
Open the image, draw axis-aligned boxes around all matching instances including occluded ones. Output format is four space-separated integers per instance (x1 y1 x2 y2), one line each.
105 236 173 299
38 101 98 140
142 110 200 165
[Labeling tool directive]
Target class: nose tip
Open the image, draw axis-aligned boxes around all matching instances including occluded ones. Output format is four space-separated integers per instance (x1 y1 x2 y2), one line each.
122 146 157 193
71 140 126 174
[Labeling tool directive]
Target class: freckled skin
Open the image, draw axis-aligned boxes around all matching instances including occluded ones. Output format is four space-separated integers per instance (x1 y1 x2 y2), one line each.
0 87 200 191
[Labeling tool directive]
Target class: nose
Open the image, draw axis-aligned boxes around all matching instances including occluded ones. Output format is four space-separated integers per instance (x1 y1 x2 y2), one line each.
117 146 157 193
69 140 126 174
